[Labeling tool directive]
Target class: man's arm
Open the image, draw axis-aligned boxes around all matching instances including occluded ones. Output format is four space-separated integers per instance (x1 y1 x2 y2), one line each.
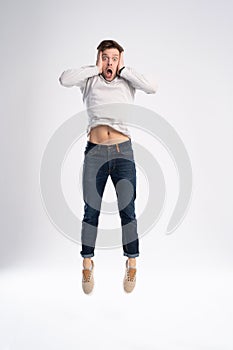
120 67 158 94
59 51 103 88
59 65 100 88
117 52 158 94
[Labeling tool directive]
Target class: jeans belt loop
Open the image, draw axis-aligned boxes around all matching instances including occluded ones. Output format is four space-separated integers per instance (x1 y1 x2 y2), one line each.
116 143 120 152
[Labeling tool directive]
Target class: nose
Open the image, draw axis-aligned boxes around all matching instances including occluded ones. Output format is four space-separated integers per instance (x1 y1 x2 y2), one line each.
107 58 113 66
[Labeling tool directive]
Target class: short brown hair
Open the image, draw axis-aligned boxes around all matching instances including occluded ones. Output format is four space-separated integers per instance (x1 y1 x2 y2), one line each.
97 39 124 53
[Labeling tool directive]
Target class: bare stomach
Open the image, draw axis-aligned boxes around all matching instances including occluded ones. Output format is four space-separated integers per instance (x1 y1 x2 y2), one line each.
88 125 130 145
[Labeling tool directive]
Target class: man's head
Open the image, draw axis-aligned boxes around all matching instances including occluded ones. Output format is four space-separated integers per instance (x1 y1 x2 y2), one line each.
97 40 124 81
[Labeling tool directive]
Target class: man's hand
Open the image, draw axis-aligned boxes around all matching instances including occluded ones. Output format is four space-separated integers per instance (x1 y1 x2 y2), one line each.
96 50 103 74
117 51 125 74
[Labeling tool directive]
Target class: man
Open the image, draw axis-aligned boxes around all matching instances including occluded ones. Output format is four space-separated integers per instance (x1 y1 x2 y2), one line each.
59 39 157 294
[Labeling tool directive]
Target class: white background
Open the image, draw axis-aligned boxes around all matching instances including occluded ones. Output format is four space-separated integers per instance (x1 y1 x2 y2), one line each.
1 0 233 349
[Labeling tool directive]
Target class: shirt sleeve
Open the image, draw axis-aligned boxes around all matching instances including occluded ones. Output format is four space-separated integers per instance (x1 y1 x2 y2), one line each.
59 65 99 88
120 66 158 94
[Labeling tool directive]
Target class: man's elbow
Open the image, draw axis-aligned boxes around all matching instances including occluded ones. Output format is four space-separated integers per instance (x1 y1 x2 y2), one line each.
147 83 158 94
59 75 64 86
59 73 66 87
59 71 72 87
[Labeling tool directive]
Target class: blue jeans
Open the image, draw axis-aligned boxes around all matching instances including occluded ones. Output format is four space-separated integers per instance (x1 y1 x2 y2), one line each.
80 138 139 258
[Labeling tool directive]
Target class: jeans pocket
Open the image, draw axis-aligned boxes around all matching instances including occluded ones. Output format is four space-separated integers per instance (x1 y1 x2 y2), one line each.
119 146 134 158
84 143 99 156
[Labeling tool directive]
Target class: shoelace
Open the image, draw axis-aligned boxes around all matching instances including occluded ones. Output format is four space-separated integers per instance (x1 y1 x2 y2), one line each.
83 269 92 282
83 263 93 282
127 266 136 281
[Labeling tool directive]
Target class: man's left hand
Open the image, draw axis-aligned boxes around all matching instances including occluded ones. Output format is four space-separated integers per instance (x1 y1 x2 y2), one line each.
117 51 125 74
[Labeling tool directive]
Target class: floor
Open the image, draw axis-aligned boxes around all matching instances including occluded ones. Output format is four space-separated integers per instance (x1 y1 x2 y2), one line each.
1 261 232 350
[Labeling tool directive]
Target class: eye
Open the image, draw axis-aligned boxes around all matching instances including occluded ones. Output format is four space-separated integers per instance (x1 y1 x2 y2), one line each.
113 57 118 61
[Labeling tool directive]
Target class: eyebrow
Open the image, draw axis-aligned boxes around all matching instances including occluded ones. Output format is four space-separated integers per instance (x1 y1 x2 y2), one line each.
102 54 119 57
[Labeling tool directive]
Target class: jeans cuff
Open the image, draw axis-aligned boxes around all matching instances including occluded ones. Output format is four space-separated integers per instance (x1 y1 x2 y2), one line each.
123 253 139 258
80 253 94 258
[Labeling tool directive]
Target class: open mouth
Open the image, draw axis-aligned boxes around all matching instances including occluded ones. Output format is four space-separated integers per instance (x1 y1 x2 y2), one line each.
106 68 113 79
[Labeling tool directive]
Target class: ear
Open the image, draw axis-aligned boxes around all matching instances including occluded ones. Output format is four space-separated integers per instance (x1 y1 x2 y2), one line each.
96 51 99 65
96 50 102 65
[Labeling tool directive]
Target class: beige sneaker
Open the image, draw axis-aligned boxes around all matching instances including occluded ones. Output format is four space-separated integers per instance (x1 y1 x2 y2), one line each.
82 260 94 294
123 260 137 293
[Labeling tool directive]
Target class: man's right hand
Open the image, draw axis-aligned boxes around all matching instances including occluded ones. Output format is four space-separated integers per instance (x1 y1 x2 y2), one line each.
117 51 125 74
96 50 103 74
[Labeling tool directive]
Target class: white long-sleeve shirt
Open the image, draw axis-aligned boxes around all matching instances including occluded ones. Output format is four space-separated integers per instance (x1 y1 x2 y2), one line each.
59 65 157 137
